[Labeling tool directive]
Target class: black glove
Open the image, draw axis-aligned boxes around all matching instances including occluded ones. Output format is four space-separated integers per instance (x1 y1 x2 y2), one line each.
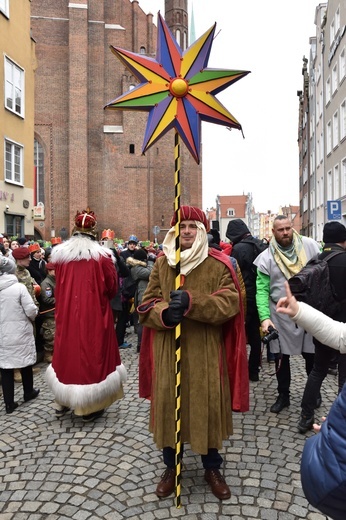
162 290 189 326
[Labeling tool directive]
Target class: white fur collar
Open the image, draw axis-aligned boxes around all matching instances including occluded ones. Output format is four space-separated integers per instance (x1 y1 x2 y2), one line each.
51 235 111 263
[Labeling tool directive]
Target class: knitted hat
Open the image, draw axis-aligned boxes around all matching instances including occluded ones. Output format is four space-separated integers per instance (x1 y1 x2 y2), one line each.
322 221 346 243
72 209 97 238
133 248 148 262
12 247 30 260
170 206 210 232
0 256 16 275
45 262 55 271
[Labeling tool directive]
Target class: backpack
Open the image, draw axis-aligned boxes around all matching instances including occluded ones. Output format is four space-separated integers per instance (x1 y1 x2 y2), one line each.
288 251 344 318
242 238 269 274
121 272 137 299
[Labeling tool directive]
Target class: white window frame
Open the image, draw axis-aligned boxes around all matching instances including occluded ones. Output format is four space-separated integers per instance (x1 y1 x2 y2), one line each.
226 208 235 217
303 165 308 185
332 63 338 94
334 164 340 199
327 170 333 200
341 100 346 140
342 157 346 196
320 176 324 206
5 56 24 117
303 193 308 212
333 110 339 148
319 90 323 117
330 18 335 46
327 120 332 154
4 138 23 185
326 76 331 104
335 7 340 33
0 0 9 17
340 47 346 83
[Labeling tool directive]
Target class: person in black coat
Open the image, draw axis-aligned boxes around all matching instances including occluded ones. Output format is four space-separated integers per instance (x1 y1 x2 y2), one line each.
298 221 346 433
27 243 46 285
226 219 268 381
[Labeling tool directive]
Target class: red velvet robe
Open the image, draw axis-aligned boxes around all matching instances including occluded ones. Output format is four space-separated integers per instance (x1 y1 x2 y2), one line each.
45 236 127 415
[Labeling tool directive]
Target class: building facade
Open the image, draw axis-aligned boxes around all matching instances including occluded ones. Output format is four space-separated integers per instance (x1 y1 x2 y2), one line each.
0 0 36 238
215 193 254 240
299 1 346 242
30 0 202 243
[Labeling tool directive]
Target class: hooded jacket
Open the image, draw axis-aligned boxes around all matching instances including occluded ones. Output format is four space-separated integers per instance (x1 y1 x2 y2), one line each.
226 219 267 300
0 274 37 368
226 219 251 245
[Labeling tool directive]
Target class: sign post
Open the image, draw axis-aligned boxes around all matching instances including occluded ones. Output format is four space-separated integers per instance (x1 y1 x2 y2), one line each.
327 200 342 220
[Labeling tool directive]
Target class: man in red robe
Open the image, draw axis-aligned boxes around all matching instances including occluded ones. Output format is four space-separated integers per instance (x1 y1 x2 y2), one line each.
45 209 127 421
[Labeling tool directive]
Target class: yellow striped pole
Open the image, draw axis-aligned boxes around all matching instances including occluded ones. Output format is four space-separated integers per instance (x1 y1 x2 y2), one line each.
174 130 182 508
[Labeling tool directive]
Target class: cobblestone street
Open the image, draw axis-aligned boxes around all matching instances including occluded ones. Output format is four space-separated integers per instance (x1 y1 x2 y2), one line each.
0 329 335 519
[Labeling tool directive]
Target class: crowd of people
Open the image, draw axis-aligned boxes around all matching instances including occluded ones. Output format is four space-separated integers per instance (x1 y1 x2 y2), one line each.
0 208 345 518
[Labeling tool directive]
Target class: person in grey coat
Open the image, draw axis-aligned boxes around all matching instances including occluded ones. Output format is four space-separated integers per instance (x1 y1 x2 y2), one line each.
0 256 40 414
127 248 156 352
254 215 320 414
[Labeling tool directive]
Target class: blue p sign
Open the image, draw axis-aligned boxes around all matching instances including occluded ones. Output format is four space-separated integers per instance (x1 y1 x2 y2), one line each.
327 200 342 220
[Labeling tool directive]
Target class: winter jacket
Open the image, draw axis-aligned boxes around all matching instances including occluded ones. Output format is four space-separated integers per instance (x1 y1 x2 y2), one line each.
127 256 155 307
28 257 47 285
39 273 56 319
108 248 129 312
0 273 38 368
226 219 267 301
291 301 346 519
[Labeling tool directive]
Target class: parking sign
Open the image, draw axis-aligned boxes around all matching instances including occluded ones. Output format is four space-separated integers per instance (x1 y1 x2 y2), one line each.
327 200 342 220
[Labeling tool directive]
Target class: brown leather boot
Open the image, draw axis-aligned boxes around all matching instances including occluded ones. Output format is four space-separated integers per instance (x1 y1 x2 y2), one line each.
155 468 176 498
204 469 231 500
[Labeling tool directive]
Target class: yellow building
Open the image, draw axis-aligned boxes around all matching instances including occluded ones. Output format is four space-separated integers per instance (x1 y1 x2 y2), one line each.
0 0 36 238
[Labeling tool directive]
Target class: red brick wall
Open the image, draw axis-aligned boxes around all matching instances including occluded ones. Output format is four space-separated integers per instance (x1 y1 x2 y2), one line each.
31 0 202 242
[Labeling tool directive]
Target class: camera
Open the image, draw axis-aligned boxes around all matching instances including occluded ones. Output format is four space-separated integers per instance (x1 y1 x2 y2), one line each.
262 325 279 345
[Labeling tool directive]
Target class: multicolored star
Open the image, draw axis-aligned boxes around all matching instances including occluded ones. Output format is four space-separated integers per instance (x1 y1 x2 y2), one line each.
105 13 250 164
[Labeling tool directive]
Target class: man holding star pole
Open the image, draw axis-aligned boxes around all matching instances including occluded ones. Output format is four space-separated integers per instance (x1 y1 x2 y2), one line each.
105 12 249 504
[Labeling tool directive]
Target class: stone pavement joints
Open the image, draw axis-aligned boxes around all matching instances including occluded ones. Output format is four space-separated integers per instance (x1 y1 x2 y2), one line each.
0 327 335 520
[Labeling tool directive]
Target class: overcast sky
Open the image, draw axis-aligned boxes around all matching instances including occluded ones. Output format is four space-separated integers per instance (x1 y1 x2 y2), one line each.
136 0 319 213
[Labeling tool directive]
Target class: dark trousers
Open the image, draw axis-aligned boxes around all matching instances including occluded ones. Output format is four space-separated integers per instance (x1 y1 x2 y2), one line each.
246 299 262 376
275 352 314 397
116 301 130 346
163 445 223 470
301 341 346 417
1 366 34 406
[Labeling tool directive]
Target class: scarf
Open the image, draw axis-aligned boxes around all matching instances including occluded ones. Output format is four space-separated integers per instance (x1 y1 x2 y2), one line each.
162 221 209 276
270 229 307 279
